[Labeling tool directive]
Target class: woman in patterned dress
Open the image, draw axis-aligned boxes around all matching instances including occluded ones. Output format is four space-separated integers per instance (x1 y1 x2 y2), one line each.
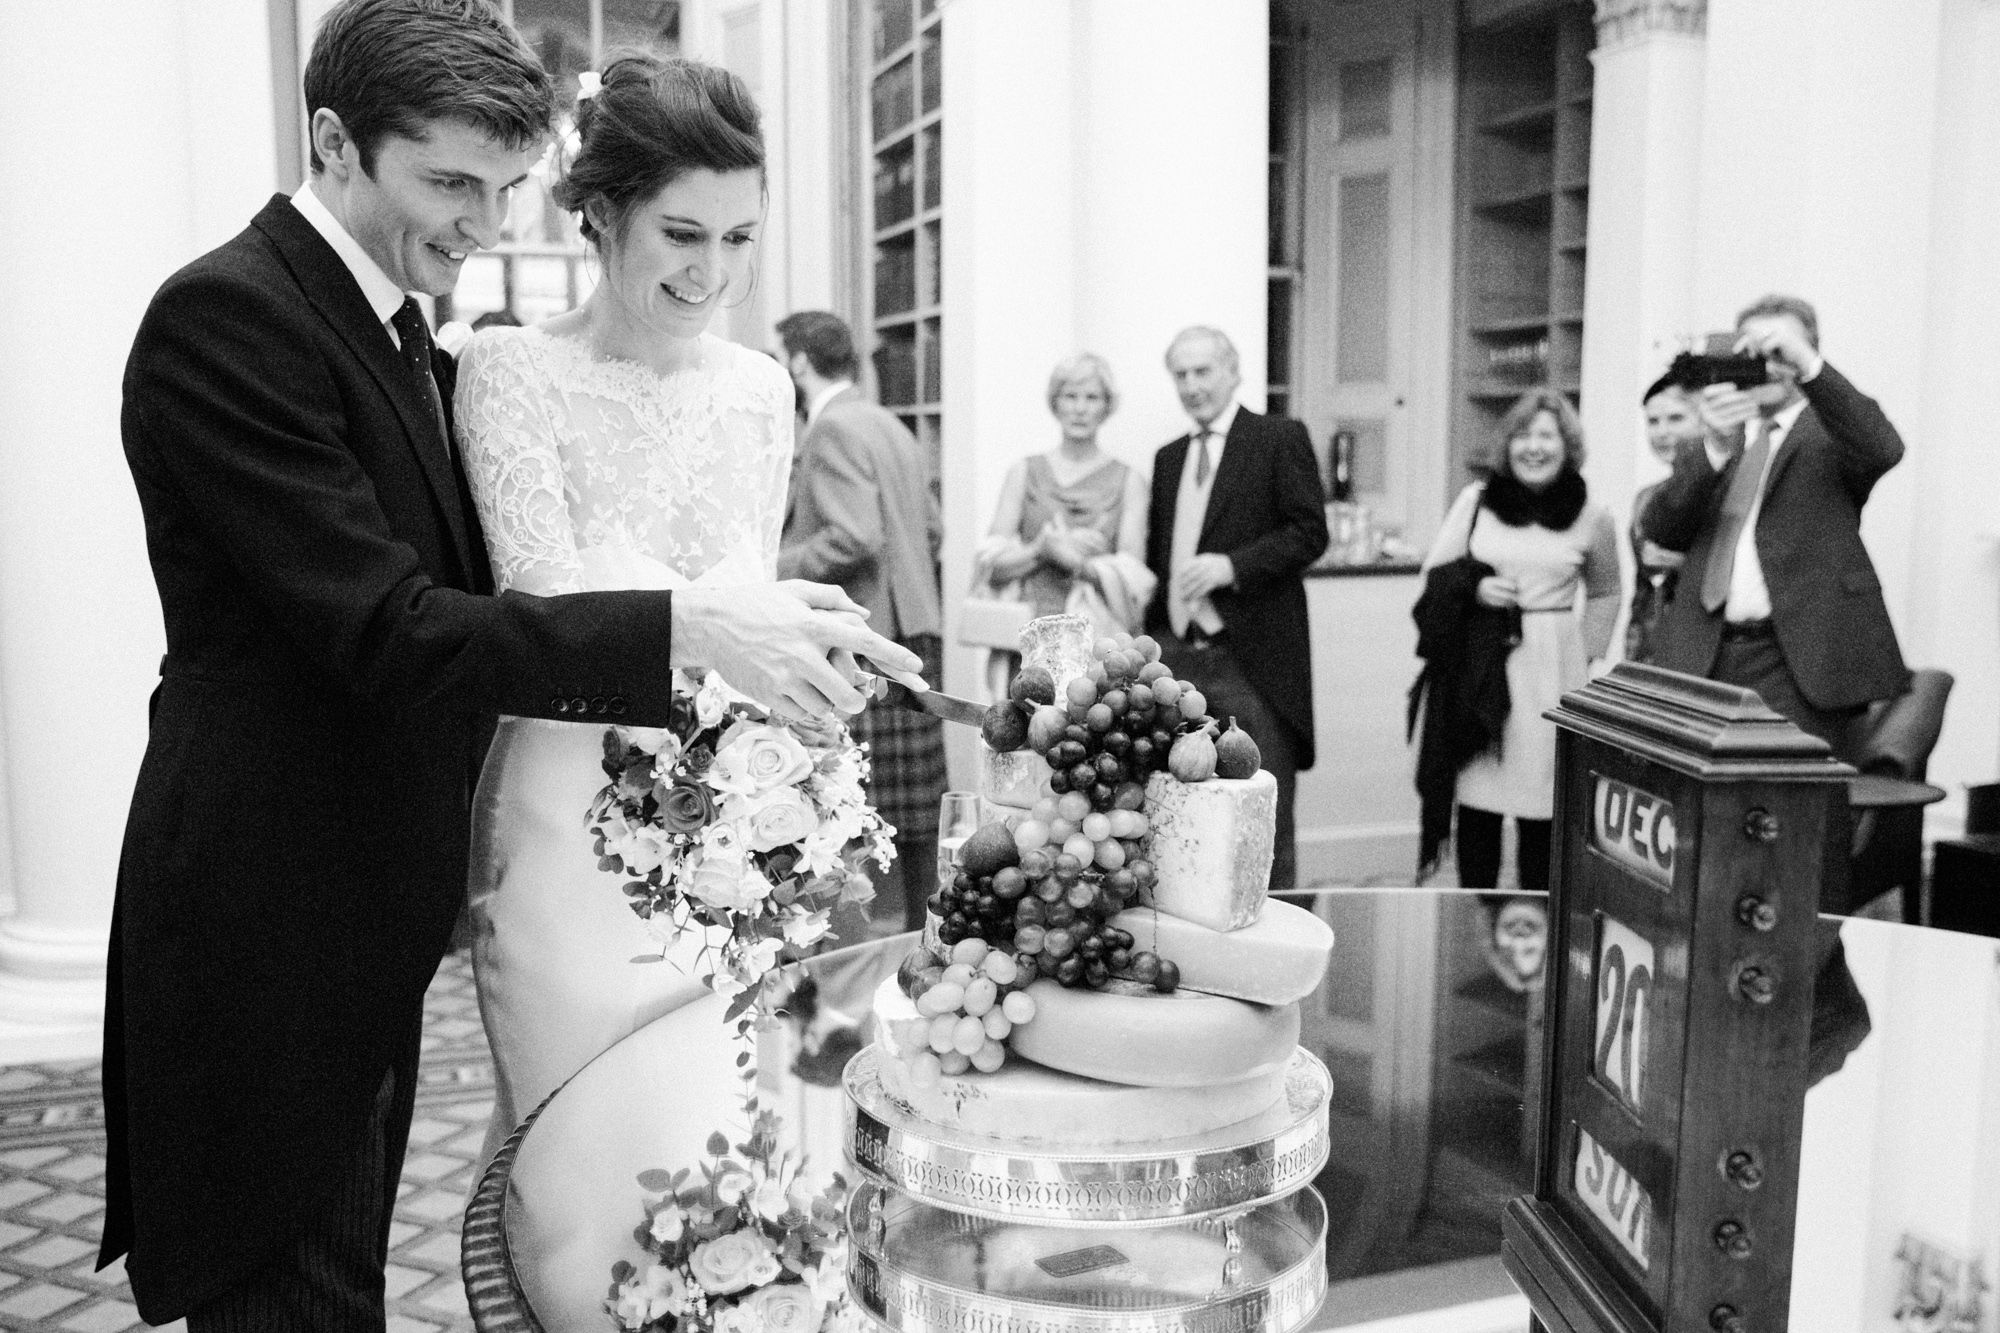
982 354 1150 624
1420 389 1621 900
454 55 793 1165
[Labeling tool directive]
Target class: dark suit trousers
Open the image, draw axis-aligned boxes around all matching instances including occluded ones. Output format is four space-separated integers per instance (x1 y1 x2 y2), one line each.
1158 630 1301 894
1711 625 1863 760
186 1018 421 1333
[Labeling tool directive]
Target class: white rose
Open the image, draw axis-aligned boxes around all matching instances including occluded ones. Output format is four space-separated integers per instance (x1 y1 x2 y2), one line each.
738 1282 826 1333
614 824 670 876
709 725 815 798
649 1204 686 1245
733 786 819 853
687 841 767 914
711 1304 760 1333
690 1230 781 1294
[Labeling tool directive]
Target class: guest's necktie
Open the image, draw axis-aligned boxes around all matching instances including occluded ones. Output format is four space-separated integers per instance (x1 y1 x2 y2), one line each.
389 298 453 463
1194 429 1213 486
1699 419 1773 613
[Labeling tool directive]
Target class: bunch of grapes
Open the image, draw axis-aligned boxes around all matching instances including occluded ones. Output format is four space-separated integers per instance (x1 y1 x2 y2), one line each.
987 633 1214 809
892 937 1040 1083
938 632 1220 995
931 808 1181 993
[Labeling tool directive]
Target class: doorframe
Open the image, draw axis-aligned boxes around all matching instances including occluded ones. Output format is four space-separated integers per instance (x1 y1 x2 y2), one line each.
1291 0 1458 550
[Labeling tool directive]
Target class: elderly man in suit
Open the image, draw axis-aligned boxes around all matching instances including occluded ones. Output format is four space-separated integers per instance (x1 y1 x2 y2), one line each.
1641 294 1909 755
1145 326 1329 894
778 310 947 931
102 4 920 1325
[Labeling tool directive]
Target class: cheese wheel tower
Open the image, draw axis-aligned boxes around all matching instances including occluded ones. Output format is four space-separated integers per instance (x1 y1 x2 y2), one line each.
870 612 1334 1127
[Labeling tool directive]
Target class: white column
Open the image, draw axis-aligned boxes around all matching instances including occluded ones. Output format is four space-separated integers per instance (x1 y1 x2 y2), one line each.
938 0 1268 780
938 0 1081 780
1071 2 1270 451
1691 0 1948 669
1904 0 2000 792
1577 0 1708 587
0 0 275 1062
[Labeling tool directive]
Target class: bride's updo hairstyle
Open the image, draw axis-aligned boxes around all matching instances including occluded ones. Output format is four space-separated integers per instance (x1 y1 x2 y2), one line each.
552 53 766 248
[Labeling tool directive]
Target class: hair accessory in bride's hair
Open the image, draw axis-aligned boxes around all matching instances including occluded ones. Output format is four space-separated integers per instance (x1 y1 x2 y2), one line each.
575 69 603 101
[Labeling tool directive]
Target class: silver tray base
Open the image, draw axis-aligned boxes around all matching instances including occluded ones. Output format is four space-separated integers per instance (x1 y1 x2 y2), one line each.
845 1047 1332 1226
845 1182 1327 1333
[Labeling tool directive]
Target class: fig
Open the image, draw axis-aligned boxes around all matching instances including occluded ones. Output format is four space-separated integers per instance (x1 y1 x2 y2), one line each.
1213 717 1262 779
1168 726 1218 783
897 946 938 998
1026 704 1069 753
959 821 1021 879
1010 665 1057 709
981 699 1030 751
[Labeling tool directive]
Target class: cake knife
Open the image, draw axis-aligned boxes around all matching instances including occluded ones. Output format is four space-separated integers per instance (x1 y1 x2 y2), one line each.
854 670 988 728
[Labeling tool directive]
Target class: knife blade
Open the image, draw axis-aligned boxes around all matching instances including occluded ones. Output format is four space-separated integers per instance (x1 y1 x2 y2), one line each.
857 672 989 728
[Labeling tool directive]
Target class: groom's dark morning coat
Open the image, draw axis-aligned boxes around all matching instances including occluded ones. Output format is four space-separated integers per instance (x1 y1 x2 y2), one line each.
105 195 686 1320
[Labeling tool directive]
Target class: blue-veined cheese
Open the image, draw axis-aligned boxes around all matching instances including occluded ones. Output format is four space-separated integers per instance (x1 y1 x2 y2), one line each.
1139 770 1277 931
1007 979 1298 1087
1110 899 1333 1004
981 745 1051 809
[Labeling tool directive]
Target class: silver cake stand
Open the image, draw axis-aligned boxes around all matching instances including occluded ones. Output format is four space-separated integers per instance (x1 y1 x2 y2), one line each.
845 1046 1331 1225
846 1182 1328 1333
842 1044 1332 1332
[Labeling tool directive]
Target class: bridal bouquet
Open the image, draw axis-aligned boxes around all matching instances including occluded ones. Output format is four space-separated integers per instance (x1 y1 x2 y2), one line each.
588 669 892 1033
610 1110 852 1333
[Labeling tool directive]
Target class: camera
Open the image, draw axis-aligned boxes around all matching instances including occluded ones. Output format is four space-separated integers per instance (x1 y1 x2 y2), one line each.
1665 333 1769 392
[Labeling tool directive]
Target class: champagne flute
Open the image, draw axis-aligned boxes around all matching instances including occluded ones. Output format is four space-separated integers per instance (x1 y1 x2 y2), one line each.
936 791 982 904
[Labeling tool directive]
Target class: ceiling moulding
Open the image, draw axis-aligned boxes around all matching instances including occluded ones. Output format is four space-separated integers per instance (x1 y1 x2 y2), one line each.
1594 0 1707 47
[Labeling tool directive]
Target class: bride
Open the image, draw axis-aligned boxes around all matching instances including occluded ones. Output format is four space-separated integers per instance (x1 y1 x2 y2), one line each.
456 54 795 1166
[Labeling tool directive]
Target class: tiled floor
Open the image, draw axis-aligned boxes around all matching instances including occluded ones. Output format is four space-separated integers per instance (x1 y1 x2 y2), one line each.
0 873 1458 1333
0 953 494 1333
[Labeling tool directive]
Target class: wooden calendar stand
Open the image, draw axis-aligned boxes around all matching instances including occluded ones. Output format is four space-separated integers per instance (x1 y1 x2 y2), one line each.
1502 664 1851 1333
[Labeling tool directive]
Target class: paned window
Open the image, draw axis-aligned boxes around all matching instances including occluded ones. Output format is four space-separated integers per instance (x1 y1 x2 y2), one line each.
444 0 683 326
864 0 943 455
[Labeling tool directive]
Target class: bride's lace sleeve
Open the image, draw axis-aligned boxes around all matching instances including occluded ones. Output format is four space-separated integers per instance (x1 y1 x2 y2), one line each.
749 352 796 579
455 330 585 595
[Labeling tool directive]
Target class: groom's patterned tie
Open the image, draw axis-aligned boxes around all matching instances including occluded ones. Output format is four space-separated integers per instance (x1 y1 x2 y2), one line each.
390 298 453 464
1700 418 1773 614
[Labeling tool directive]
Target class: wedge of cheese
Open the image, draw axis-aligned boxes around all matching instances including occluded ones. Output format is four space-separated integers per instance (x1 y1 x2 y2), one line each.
1007 979 1298 1088
1139 770 1277 931
981 745 1051 810
1110 899 1333 1005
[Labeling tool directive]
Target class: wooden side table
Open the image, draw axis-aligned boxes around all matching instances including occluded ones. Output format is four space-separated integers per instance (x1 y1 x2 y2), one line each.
1845 773 1947 923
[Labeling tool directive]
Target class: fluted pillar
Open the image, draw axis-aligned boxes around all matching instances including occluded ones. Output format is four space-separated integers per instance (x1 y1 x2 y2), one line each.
1577 0 1708 573
0 0 276 1061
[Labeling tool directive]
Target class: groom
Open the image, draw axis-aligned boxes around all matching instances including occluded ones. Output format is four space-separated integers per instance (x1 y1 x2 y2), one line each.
100 1 922 1327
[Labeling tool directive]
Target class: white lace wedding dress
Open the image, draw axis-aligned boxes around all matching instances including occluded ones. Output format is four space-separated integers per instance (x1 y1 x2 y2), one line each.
455 324 795 1167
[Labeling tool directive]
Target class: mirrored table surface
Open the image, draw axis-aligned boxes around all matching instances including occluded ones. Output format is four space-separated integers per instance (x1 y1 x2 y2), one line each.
465 890 2000 1333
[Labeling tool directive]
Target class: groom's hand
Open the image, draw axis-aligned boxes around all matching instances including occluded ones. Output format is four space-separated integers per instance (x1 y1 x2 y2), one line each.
670 581 928 721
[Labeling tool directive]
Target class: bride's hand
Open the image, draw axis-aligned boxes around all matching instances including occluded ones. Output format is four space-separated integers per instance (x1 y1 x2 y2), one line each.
670 581 928 721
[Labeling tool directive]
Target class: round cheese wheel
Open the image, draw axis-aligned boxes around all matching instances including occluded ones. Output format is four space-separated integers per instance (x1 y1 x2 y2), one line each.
869 978 1287 1145
1007 979 1299 1088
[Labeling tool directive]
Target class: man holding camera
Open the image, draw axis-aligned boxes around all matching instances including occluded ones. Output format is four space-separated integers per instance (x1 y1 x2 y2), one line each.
1640 294 1909 753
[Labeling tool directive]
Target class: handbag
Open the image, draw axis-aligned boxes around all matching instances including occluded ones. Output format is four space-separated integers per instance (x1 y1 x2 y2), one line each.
958 577 1033 651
